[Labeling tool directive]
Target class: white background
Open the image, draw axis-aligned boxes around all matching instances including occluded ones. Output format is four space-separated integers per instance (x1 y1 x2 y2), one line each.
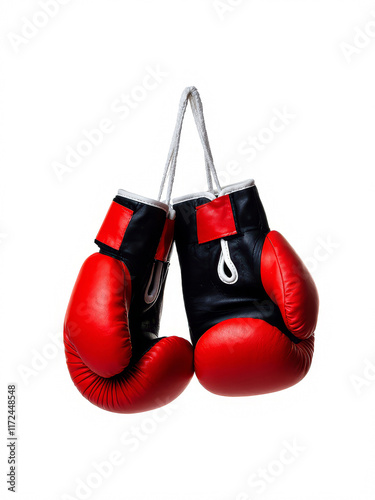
1 1 375 499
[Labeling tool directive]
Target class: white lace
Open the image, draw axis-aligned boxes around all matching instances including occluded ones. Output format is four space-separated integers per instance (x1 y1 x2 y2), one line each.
159 86 238 286
218 239 239 285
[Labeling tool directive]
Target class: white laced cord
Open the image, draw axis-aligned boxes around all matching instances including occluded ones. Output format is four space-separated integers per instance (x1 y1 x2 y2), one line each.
159 86 238 286
157 87 190 204
189 88 222 194
218 239 238 284
158 86 221 207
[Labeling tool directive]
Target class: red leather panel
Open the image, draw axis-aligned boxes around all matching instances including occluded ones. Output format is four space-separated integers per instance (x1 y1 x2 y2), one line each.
194 318 314 396
196 195 237 244
64 253 132 378
260 231 319 340
64 334 194 413
155 218 175 262
96 201 133 251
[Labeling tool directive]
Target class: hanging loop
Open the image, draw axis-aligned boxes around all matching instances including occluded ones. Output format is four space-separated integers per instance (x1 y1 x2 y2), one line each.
158 87 222 207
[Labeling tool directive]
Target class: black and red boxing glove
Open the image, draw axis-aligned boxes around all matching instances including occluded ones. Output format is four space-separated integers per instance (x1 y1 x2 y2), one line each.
64 190 194 413
173 179 319 397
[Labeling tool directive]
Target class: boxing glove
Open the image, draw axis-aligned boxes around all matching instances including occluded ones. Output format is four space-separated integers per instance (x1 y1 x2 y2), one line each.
64 190 194 413
173 179 319 396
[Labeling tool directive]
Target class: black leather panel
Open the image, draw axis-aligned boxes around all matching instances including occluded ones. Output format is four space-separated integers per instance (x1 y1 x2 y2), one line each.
174 185 300 346
95 195 167 279
96 195 170 364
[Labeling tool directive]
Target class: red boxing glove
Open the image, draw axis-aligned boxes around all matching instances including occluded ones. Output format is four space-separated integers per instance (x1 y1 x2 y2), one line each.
64 190 193 413
173 180 319 396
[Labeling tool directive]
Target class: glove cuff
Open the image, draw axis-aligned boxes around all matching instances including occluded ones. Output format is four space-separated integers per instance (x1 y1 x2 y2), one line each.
95 190 171 275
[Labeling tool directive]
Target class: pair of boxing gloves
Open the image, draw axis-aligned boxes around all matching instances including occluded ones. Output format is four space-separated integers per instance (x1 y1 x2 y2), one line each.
64 88 319 414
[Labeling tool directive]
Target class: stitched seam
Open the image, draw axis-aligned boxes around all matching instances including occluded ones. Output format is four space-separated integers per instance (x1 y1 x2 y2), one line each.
266 234 292 332
184 226 257 247
131 196 167 211
252 232 264 280
228 194 240 233
173 192 216 204
220 182 255 196
199 229 237 244
121 262 132 358
118 192 168 212
196 203 208 211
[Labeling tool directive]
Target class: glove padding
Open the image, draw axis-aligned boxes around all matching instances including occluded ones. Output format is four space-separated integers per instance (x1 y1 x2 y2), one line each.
174 180 319 396
64 192 194 413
